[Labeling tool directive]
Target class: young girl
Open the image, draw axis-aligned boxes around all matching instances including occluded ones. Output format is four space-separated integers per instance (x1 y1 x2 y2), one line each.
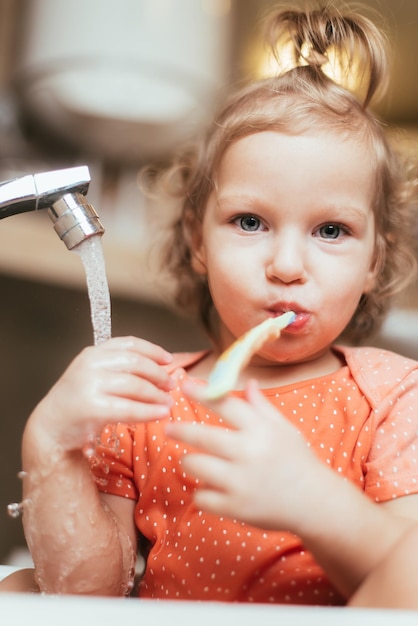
3 2 418 609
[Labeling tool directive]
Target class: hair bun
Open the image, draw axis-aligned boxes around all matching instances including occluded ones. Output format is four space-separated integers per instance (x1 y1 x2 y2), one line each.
304 48 327 67
264 4 389 106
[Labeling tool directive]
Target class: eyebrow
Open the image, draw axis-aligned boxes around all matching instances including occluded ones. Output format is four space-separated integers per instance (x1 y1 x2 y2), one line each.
215 194 263 209
324 205 371 223
216 195 371 219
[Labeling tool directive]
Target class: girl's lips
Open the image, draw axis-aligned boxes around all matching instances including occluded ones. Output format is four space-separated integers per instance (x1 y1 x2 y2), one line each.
269 309 310 332
284 311 310 332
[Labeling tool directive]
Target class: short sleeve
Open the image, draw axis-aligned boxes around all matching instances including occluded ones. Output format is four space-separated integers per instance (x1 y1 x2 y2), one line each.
364 369 418 502
89 422 138 500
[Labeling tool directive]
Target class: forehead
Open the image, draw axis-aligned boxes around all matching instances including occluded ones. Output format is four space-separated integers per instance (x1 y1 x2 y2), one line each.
219 130 373 178
220 129 371 163
212 130 376 214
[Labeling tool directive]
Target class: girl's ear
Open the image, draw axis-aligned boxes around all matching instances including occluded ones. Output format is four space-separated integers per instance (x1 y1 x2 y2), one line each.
363 266 378 294
363 236 385 294
184 209 207 275
190 229 207 276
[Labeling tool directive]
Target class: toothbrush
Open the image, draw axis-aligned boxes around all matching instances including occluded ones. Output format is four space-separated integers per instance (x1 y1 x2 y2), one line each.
202 311 296 400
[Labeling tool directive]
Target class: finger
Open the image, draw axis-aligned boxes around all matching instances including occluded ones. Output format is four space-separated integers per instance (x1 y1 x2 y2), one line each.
80 346 175 392
92 394 172 423
112 354 175 392
103 372 174 406
182 380 257 430
212 396 264 430
182 453 232 490
167 422 236 459
246 379 297 430
245 379 282 418
193 489 235 518
100 336 173 366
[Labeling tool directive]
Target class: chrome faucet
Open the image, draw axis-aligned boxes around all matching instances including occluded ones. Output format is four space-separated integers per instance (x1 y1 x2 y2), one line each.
0 165 104 249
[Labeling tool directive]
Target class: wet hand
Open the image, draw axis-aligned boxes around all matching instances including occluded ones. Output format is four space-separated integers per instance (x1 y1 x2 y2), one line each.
167 379 327 532
27 336 175 452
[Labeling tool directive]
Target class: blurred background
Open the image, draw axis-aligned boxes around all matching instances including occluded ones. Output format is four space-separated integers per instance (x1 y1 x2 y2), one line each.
0 0 417 564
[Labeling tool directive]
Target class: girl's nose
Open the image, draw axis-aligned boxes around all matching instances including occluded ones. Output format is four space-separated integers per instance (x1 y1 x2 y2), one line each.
265 234 306 284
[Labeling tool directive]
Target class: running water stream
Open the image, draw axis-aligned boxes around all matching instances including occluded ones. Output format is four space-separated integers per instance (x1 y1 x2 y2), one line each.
73 235 113 460
73 235 112 344
7 234 112 520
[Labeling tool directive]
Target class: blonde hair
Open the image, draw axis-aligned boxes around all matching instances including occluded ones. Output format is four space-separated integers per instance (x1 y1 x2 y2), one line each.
147 3 417 342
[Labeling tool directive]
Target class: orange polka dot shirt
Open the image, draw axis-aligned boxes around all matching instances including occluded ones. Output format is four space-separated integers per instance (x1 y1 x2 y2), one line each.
91 346 418 605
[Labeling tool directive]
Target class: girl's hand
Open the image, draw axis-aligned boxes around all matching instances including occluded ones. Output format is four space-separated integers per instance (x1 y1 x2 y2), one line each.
167 379 329 533
26 336 175 452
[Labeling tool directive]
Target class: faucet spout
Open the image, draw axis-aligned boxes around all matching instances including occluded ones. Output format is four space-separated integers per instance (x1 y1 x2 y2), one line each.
0 165 104 249
48 192 104 250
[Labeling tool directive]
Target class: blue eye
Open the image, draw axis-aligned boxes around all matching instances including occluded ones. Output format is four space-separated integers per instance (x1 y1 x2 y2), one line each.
318 224 342 239
238 215 261 231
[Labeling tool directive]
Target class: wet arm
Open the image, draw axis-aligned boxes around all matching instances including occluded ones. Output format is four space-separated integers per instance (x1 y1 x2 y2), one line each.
18 336 173 595
21 409 137 596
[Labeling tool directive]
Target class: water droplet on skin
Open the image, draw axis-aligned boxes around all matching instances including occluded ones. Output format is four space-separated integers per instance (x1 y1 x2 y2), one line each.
7 500 28 518
95 477 109 487
105 433 120 453
88 456 100 469
83 444 96 459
